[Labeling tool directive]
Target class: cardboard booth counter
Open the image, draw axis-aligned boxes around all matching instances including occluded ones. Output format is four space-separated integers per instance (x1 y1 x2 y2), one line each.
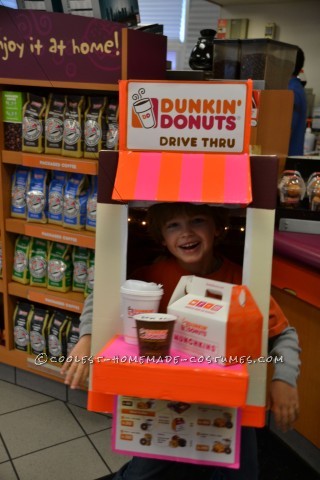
167 276 263 363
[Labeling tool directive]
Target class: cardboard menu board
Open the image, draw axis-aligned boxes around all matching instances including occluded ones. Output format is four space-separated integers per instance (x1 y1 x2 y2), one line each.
113 396 241 468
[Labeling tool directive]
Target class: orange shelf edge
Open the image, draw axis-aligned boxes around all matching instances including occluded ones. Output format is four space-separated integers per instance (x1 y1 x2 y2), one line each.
2 150 99 175
8 282 84 314
5 218 96 249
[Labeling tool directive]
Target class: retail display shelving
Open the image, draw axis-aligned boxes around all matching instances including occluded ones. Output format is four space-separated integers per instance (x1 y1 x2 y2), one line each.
0 6 167 382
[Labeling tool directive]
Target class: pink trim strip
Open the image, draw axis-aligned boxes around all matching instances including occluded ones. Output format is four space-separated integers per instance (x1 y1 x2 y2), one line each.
134 152 162 200
179 153 204 202
224 154 250 203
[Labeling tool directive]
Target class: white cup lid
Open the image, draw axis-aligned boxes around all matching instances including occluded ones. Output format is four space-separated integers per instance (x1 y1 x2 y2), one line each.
121 279 163 293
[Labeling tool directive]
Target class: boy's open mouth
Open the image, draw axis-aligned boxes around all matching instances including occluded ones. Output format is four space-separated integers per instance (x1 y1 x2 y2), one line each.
179 242 200 251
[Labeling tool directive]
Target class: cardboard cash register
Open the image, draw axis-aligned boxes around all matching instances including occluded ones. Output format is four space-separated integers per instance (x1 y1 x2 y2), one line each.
167 276 263 362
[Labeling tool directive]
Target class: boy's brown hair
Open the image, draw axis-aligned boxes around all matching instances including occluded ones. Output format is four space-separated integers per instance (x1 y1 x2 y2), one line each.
147 202 229 245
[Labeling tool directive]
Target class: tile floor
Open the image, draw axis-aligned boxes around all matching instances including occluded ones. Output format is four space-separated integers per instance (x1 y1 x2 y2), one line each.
1 375 320 480
0 379 131 480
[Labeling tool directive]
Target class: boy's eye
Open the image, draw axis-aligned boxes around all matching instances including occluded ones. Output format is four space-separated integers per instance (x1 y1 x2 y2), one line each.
191 217 206 225
166 221 179 230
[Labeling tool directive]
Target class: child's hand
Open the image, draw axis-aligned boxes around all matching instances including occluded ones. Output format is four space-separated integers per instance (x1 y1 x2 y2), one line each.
60 335 92 389
268 380 299 432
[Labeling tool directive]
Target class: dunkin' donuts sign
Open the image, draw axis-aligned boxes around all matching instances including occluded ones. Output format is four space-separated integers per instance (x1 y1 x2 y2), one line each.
124 80 252 153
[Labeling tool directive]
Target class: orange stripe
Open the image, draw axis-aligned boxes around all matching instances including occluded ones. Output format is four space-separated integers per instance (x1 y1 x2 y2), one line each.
113 151 140 200
202 153 226 203
241 405 266 427
157 152 183 201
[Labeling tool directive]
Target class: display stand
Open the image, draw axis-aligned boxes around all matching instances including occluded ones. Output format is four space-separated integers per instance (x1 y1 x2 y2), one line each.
0 6 167 382
89 79 280 430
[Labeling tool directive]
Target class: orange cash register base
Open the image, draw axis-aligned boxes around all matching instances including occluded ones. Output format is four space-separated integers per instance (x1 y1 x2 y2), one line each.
87 336 266 427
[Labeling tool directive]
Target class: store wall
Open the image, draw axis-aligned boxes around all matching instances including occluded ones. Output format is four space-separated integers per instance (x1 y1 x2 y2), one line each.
219 0 320 107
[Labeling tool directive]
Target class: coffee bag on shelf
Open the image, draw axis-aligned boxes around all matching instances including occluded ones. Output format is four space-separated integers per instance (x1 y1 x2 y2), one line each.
29 237 49 288
45 93 66 155
84 96 108 158
13 301 33 352
12 235 32 284
62 95 85 158
29 306 50 356
22 93 46 153
47 242 73 292
11 166 30 219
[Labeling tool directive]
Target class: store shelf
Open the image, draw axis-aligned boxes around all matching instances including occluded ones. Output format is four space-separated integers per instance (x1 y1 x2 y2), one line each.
0 344 88 387
0 76 120 92
2 150 99 175
0 6 167 383
6 218 96 249
8 282 84 314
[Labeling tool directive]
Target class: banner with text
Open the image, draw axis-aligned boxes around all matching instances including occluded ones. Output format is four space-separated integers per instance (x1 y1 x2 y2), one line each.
0 6 122 84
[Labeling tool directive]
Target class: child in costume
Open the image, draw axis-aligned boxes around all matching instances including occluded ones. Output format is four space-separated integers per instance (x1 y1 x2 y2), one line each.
61 203 300 480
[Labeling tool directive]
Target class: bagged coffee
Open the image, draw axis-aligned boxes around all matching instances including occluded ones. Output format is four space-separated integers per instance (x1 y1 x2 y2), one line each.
65 316 80 356
63 173 89 230
47 310 69 361
48 171 68 225
29 306 50 356
84 249 95 298
11 166 30 219
72 246 88 293
106 99 119 150
62 95 85 158
84 96 108 158
45 93 66 155
26 168 49 223
12 235 32 284
47 242 72 292
13 301 33 352
29 237 49 288
85 175 98 232
22 93 46 153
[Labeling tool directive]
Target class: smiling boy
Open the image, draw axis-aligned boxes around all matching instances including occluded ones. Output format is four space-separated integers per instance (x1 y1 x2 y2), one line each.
61 202 300 480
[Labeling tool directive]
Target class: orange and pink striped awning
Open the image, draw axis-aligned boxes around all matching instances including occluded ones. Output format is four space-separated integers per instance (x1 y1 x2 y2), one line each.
112 150 252 205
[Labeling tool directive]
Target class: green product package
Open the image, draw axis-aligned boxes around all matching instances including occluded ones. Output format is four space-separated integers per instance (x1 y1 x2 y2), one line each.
72 246 88 292
84 249 95 298
2 91 25 123
29 238 49 287
12 235 32 284
47 242 72 292
3 91 25 151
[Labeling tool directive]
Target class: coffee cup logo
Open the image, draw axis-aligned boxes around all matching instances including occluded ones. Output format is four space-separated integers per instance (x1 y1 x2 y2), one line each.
132 88 156 129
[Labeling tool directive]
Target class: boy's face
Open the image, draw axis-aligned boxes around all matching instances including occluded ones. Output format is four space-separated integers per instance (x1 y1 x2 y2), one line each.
161 212 218 275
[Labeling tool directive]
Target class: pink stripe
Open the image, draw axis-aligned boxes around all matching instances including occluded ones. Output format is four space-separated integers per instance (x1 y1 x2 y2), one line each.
179 153 204 202
224 154 250 203
134 152 162 200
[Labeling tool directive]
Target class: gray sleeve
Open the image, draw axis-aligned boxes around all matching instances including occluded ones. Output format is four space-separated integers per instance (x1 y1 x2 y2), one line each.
79 292 94 337
268 326 301 388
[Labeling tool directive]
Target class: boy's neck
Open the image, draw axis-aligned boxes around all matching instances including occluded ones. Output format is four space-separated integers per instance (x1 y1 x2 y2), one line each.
177 255 222 276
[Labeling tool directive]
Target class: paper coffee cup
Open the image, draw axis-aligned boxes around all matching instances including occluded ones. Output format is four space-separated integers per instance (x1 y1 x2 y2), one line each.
120 280 163 345
134 313 176 358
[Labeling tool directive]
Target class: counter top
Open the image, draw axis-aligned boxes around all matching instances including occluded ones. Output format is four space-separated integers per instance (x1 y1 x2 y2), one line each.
273 230 320 271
